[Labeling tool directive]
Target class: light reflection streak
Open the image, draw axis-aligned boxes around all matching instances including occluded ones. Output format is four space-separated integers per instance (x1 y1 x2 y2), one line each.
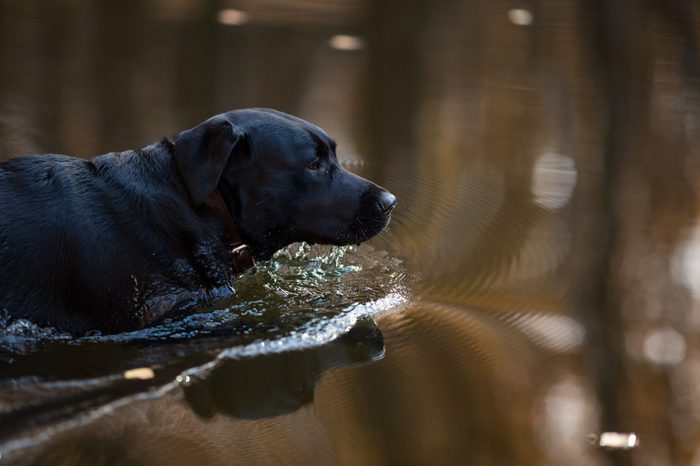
642 327 686 366
506 313 585 352
328 35 364 51
531 152 577 210
217 9 249 26
508 9 533 26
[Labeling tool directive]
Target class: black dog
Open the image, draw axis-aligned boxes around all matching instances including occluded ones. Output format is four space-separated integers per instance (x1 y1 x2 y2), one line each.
0 109 396 334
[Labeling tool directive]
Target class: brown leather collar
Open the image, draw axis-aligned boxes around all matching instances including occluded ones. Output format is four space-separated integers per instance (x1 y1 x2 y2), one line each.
205 188 255 274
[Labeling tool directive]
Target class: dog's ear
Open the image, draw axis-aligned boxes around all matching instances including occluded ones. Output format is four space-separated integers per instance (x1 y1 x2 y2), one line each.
174 115 243 205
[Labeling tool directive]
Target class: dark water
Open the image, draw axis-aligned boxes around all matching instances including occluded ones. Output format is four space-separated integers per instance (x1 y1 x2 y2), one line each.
1 1 700 465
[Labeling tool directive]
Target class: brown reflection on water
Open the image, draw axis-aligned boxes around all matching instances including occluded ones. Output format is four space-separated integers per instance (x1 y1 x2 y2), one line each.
2 0 700 465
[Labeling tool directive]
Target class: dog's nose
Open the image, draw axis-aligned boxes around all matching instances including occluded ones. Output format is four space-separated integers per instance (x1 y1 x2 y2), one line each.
377 191 397 214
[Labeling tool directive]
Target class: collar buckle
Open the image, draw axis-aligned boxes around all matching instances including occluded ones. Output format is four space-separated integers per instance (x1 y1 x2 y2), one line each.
231 243 254 273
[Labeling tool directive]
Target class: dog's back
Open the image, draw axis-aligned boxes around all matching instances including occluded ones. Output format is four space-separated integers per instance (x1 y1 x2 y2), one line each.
0 147 231 333
0 155 134 330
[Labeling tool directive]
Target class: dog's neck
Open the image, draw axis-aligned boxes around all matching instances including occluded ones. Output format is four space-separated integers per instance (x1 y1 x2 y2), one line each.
205 188 255 274
156 138 254 273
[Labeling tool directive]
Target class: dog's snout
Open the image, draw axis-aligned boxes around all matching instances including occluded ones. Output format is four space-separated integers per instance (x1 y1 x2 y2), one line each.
377 190 397 214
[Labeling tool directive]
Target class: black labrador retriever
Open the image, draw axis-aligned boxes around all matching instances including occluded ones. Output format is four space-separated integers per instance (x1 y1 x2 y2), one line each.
0 109 396 334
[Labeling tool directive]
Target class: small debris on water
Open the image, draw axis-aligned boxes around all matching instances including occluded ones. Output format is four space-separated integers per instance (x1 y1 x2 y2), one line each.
597 432 639 449
123 367 155 380
176 374 191 384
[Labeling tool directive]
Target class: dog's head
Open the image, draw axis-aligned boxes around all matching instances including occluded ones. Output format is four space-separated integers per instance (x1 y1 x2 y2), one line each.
173 109 396 259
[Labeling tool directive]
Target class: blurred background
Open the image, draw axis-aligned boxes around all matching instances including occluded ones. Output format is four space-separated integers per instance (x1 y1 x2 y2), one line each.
1 0 700 465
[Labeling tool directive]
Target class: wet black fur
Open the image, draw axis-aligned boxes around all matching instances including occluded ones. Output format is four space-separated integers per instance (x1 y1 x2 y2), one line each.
0 109 394 334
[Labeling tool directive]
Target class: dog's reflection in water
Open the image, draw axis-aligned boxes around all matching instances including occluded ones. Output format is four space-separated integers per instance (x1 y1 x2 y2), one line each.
182 316 385 419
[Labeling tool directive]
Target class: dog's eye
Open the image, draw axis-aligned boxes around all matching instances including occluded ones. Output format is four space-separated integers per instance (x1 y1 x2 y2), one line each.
307 159 321 170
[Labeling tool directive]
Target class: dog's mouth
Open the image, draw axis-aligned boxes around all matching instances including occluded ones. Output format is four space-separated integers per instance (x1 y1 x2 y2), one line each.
253 212 391 258
243 189 396 261
347 216 391 245
332 204 394 247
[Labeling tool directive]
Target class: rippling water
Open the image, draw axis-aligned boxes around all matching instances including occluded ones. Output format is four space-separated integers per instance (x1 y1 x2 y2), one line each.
0 243 407 454
2 1 700 465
